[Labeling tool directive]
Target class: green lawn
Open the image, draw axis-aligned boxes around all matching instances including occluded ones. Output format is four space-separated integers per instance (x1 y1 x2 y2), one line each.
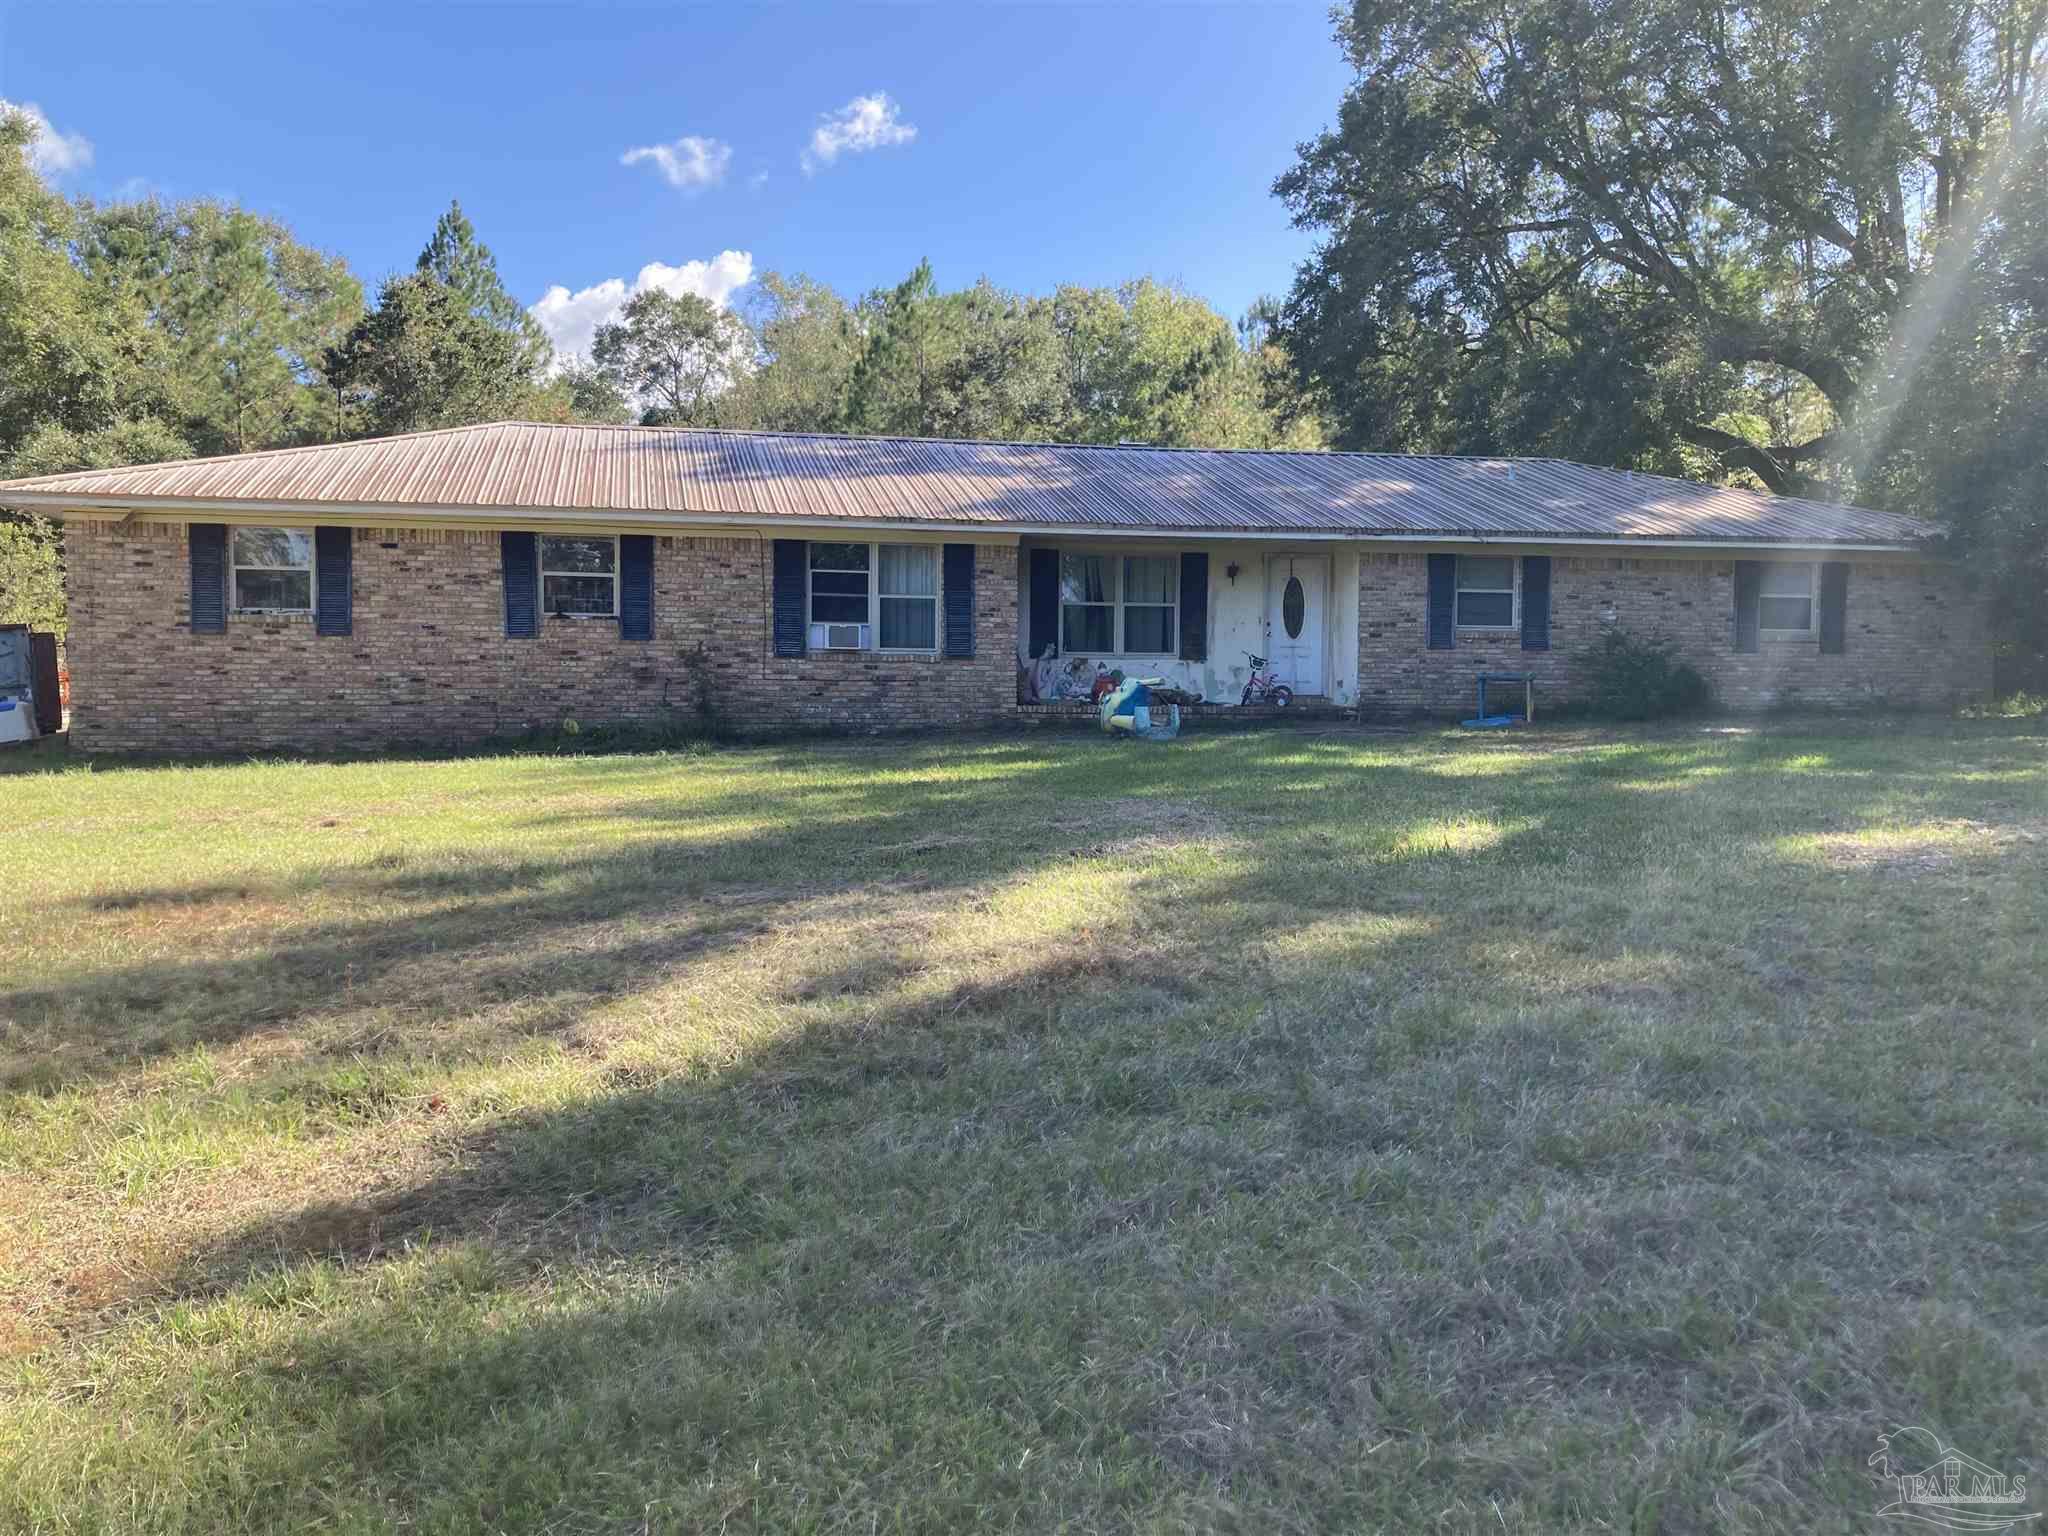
3 722 2044 1533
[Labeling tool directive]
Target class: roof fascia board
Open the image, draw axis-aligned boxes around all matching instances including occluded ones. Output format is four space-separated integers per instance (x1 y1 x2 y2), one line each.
1355 535 1926 554
16 494 1923 553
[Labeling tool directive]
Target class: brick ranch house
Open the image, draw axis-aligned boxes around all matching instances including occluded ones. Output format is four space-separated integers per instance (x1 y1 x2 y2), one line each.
0 420 1990 752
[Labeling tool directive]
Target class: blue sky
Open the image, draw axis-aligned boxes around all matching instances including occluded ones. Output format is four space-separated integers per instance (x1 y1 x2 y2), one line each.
1 2 1351 360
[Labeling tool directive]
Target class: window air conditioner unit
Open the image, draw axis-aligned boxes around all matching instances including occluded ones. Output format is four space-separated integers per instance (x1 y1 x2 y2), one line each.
809 622 870 651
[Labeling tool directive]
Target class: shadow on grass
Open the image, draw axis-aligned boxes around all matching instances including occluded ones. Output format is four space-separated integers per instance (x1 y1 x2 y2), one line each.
9 726 2048 1528
0 738 1416 1082
145 820 2048 1530
156 725 2048 1295
10 728 2047 1095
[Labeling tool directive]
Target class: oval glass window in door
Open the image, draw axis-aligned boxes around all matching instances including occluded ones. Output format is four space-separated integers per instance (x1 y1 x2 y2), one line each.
1282 575 1306 638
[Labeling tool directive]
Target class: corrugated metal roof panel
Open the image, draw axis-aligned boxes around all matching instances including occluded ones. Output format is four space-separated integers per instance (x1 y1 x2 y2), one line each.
0 420 1936 545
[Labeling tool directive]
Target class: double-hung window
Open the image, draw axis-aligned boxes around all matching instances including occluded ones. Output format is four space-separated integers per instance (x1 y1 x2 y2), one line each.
877 544 938 650
1120 555 1176 653
1060 553 1115 652
540 535 618 617
230 527 314 612
1757 562 1815 633
1455 555 1517 629
1059 552 1177 654
809 541 941 651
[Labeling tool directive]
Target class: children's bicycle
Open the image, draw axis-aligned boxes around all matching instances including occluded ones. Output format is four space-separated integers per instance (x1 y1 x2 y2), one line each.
1240 653 1294 709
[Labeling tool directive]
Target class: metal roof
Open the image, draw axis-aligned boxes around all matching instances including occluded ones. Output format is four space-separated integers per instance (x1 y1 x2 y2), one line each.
0 420 1936 546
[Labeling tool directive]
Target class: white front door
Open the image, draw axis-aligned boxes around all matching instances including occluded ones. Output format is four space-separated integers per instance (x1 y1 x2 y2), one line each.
1265 555 1327 695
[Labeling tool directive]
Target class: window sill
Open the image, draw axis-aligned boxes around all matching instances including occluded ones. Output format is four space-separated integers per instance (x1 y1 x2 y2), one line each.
229 609 313 622
547 613 619 623
788 649 941 662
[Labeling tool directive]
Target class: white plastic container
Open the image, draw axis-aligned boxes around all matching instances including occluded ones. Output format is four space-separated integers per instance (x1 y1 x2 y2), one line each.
0 697 35 745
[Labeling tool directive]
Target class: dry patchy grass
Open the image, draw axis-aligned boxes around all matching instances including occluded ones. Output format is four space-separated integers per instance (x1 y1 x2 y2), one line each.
2 720 2045 1533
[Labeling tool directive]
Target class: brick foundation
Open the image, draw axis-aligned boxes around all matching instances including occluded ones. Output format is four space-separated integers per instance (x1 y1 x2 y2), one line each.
65 521 1018 752
1357 551 1990 717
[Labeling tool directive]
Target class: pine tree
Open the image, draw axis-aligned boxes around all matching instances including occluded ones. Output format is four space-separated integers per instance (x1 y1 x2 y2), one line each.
416 200 550 376
325 273 538 436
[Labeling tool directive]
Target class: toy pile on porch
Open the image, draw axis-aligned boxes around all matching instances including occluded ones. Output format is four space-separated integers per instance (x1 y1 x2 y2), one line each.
1096 675 1181 740
1016 646 1195 740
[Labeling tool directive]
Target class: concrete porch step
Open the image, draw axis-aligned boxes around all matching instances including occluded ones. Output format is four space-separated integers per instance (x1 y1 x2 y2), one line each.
1016 697 1354 728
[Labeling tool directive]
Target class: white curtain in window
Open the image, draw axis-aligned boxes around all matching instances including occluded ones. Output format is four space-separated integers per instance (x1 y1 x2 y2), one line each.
1123 556 1173 604
878 544 937 596
1061 554 1110 605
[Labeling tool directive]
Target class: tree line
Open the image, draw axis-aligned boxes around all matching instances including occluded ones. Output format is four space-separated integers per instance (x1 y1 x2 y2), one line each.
0 107 1318 631
4 0 2044 680
594 265 1321 451
2 116 1319 470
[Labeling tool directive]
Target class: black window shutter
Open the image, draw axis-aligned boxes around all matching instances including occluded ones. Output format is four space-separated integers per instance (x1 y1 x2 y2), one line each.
1426 553 1456 649
1520 554 1551 651
189 523 227 634
1818 561 1849 654
1733 560 1762 653
772 538 807 656
1178 551 1209 661
942 542 975 658
1028 548 1060 658
314 526 352 636
502 532 538 638
619 535 654 641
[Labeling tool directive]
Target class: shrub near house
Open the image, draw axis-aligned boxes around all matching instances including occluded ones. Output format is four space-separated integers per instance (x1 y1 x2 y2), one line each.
1579 629 1713 719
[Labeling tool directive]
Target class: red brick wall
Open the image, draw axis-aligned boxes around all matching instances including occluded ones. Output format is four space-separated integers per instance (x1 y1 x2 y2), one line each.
1357 550 1991 716
65 521 1018 752
62 523 1990 751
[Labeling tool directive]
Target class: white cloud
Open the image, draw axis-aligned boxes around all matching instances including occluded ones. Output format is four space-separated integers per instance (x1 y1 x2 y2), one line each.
528 250 756 363
0 99 93 178
620 135 731 192
801 92 916 175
